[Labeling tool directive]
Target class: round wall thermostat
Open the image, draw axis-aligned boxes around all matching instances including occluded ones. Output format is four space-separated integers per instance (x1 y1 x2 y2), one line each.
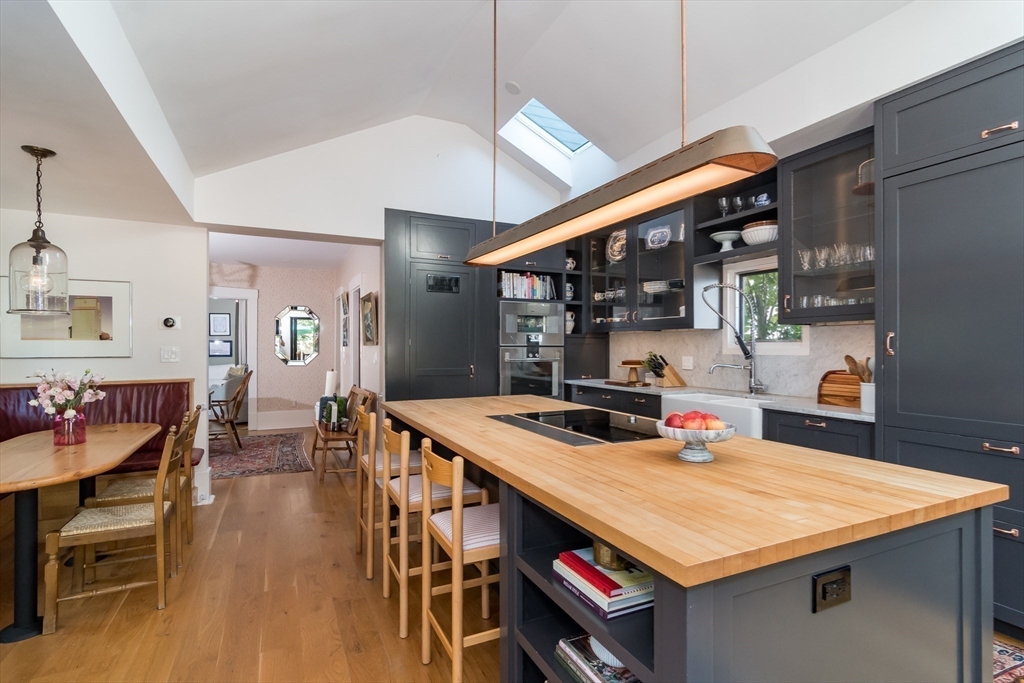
163 317 177 328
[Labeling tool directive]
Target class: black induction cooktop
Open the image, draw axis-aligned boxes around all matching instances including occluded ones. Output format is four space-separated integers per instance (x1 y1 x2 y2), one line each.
489 408 660 447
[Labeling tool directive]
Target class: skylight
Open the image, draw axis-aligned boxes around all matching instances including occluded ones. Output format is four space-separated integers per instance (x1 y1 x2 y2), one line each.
515 99 590 154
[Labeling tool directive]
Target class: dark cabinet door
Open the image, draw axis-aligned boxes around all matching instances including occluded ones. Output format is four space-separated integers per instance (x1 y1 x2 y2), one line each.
881 143 1024 442
564 335 608 381
878 47 1024 175
634 207 689 330
993 512 1024 628
762 410 874 458
407 262 478 398
587 225 635 330
778 129 875 324
409 215 476 262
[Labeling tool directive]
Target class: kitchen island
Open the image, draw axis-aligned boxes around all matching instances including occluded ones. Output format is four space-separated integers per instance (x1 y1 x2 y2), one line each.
382 395 1008 683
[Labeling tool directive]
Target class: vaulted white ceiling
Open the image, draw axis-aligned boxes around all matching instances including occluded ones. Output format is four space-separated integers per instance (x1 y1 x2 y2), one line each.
208 231 351 270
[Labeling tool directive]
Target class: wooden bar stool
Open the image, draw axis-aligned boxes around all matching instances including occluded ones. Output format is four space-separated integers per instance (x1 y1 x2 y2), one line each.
381 422 482 638
420 439 499 683
353 405 377 580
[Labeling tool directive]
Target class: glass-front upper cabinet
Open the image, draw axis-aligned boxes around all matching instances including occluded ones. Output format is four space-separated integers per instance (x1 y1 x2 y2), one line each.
779 129 876 324
636 208 687 325
588 226 632 328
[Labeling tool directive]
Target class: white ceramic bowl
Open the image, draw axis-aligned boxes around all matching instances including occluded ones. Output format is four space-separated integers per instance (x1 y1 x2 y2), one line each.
589 637 624 668
656 420 736 462
741 222 778 245
710 230 742 251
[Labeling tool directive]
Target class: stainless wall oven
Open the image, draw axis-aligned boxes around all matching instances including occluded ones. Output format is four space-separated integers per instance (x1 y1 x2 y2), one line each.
498 301 564 399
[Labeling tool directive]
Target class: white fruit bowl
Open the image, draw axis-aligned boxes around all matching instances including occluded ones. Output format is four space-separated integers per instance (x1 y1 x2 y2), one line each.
741 221 778 245
656 420 736 463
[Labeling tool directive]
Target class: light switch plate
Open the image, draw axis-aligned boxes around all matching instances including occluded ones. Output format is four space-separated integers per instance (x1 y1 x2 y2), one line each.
160 346 180 363
681 356 694 370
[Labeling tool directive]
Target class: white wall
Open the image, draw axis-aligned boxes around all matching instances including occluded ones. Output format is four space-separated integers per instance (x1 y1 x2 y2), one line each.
0 208 212 499
194 115 561 241
336 245 383 401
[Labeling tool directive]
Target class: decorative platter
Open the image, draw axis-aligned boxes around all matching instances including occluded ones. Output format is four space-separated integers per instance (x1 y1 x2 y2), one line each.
606 229 627 262
644 225 672 250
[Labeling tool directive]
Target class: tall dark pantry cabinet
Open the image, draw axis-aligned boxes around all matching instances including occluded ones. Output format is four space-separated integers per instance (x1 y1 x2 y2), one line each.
875 41 1024 632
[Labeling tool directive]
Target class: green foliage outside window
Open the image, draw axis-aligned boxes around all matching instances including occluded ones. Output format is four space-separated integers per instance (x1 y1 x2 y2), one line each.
739 270 802 342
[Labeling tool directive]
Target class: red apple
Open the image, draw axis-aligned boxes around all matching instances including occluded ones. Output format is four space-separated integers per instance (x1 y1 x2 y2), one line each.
705 418 727 430
665 412 685 429
682 417 705 430
701 412 720 421
681 410 704 421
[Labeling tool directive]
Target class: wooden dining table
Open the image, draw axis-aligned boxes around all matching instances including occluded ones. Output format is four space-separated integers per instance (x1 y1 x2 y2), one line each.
0 422 160 642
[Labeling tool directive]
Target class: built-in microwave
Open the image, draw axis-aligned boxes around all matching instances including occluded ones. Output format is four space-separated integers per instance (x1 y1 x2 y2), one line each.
499 301 564 347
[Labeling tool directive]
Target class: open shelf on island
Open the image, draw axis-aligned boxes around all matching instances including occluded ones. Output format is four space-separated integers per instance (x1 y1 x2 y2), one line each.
516 614 577 683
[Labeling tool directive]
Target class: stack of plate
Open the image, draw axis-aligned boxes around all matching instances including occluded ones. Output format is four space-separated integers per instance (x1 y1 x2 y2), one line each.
643 280 669 293
741 220 778 245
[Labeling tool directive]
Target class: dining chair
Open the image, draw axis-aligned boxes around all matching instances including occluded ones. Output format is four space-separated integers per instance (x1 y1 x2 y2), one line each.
317 386 376 482
420 439 499 682
43 420 188 634
381 422 482 638
209 370 252 454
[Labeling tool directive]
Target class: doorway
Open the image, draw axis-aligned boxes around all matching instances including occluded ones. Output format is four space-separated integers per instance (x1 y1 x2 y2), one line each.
351 286 361 389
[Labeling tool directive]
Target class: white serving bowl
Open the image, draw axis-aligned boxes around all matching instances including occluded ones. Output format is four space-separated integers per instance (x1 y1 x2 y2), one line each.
589 637 624 667
656 420 736 462
741 222 778 245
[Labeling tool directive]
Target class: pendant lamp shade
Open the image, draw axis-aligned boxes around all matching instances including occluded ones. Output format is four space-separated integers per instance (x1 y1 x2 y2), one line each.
8 146 69 316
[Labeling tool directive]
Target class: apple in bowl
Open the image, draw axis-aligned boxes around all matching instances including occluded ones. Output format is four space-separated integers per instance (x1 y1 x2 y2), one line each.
657 412 736 463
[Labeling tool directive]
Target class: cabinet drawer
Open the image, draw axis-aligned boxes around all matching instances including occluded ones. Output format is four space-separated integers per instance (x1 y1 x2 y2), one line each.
879 48 1024 174
883 427 1022 514
409 215 476 262
763 410 874 459
621 393 660 419
568 385 661 418
993 511 1023 628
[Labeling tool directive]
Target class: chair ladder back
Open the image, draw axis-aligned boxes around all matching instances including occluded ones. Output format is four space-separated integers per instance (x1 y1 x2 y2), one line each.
355 404 377 471
381 418 410 483
227 371 253 421
421 439 464 518
153 421 188 516
180 404 202 478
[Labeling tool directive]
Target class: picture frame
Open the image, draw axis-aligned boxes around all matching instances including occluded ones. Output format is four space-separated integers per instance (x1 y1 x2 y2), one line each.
0 277 132 358
360 292 378 346
341 291 349 316
341 316 349 347
209 312 231 336
209 339 233 357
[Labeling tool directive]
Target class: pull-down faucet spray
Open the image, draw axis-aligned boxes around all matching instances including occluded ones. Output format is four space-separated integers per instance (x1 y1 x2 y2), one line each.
701 283 766 395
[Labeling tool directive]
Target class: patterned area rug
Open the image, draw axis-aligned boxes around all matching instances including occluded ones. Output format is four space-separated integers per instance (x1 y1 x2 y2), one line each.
996 638 1024 683
209 432 312 479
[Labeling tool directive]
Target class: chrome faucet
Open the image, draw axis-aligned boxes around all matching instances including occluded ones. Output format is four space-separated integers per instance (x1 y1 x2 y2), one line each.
701 283 767 395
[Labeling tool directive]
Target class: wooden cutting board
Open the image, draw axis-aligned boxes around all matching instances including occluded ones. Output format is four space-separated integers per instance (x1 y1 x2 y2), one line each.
817 370 861 408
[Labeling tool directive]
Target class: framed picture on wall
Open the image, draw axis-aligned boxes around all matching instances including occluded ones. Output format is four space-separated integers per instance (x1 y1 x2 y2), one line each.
209 312 231 336
341 291 349 316
342 316 349 347
0 277 132 358
209 339 233 357
360 292 378 346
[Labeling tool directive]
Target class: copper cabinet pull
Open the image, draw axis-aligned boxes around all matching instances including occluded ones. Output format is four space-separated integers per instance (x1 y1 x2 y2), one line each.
469 364 474 378
983 442 1021 455
981 121 1019 139
885 332 895 356
804 419 827 428
634 398 646 404
581 374 592 379
437 254 450 260
783 294 791 313
994 527 1021 537
632 311 638 323
575 389 583 395
601 394 612 400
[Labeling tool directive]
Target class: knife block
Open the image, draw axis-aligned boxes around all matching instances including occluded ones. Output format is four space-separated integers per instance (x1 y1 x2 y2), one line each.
660 365 686 387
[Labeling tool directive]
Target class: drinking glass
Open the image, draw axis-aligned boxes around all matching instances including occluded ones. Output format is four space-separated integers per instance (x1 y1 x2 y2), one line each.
718 197 729 218
863 245 875 262
732 197 744 213
797 249 813 270
831 242 851 265
811 294 825 307
798 296 810 309
814 246 830 269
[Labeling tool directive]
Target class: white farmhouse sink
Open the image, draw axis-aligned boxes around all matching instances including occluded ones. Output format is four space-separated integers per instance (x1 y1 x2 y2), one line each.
662 394 776 438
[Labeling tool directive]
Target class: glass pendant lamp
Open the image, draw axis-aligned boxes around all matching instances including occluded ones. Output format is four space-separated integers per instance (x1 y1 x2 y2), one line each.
8 146 69 316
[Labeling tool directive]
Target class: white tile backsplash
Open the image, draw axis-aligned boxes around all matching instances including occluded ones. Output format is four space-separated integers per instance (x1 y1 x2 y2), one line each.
609 324 874 398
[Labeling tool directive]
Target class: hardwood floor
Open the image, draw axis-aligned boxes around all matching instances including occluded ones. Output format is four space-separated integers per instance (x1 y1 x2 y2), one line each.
0 426 500 682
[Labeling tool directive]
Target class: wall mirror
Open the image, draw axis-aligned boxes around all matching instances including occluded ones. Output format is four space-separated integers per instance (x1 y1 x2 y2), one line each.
275 305 319 365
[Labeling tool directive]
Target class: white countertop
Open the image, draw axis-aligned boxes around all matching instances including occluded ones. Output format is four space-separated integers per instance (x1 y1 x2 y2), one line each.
564 378 875 423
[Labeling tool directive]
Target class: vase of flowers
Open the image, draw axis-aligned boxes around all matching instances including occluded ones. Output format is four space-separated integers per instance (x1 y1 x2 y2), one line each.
28 369 106 446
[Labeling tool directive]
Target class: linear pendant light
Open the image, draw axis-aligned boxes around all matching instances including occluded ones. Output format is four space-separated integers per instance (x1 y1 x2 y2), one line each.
466 1 777 266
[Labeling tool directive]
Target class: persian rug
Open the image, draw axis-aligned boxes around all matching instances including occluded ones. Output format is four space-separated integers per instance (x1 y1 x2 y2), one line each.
996 637 1024 683
209 432 312 479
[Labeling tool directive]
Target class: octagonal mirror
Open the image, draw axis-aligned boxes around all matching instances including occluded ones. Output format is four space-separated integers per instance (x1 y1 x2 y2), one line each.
275 305 319 365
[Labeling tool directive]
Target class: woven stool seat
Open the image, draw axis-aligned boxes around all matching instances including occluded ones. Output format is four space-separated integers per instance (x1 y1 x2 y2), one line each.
61 502 171 537
96 475 187 502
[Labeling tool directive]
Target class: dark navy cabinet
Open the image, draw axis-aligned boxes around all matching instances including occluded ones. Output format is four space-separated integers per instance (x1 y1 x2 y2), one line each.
763 410 874 459
563 336 608 383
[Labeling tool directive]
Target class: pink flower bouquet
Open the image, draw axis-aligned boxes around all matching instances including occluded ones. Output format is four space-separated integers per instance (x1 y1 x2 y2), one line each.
28 369 106 446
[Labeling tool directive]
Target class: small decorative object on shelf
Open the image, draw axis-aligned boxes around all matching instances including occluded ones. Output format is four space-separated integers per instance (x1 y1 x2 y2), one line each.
555 633 640 683
565 310 576 335
592 540 629 571
566 256 577 271
27 368 105 446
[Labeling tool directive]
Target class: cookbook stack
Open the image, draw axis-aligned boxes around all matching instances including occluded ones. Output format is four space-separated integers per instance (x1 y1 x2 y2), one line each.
551 548 653 620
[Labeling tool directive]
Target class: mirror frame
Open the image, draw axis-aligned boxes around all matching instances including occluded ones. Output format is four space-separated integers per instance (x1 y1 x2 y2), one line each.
274 305 320 366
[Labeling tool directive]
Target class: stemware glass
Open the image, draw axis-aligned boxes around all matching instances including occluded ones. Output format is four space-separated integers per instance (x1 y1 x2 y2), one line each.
814 246 830 269
797 249 813 271
718 197 729 218
831 242 852 266
731 197 744 213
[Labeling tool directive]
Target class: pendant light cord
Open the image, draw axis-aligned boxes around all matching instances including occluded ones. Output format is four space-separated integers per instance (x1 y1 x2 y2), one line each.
680 0 687 146
492 0 498 237
34 154 44 230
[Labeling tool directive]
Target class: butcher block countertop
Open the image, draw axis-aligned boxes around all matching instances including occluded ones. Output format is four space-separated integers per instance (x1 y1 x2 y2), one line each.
383 395 1008 587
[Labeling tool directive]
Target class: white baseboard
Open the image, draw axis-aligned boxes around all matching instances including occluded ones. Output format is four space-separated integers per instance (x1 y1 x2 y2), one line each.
194 465 214 505
256 409 313 431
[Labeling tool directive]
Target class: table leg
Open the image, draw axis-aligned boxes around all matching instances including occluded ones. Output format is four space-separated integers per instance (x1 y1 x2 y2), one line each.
0 489 42 642
79 476 96 506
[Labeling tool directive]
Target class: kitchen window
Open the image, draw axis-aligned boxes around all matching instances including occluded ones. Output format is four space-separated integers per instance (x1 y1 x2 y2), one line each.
721 256 810 356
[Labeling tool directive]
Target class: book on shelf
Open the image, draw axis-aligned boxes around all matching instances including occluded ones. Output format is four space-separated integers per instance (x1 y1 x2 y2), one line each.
555 634 640 683
559 548 653 598
552 561 652 620
500 271 556 300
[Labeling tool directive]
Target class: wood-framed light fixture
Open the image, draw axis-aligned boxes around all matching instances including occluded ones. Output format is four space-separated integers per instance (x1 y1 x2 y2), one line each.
466 0 777 267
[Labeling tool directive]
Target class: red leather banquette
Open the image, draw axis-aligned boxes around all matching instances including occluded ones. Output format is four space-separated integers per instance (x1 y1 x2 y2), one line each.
0 378 203 474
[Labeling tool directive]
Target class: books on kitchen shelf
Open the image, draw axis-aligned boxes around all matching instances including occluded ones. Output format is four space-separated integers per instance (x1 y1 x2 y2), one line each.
500 271 557 300
555 634 640 683
558 548 653 598
552 560 653 620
